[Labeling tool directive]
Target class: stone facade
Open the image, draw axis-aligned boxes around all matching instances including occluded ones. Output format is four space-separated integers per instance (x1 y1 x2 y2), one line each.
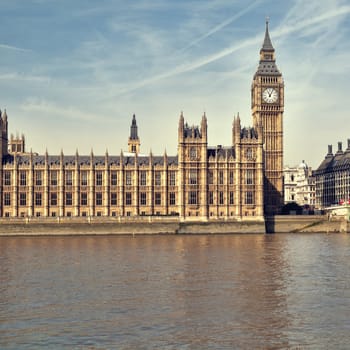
0 21 284 221
284 161 315 207
314 140 350 208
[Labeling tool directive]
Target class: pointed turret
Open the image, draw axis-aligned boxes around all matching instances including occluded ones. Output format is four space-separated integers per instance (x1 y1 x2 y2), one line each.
74 149 79 166
128 114 140 154
0 108 8 158
255 19 280 76
201 112 207 139
261 18 274 52
130 114 138 140
232 113 241 145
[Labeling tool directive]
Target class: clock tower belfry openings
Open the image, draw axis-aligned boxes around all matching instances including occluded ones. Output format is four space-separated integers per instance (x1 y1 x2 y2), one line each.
251 20 284 214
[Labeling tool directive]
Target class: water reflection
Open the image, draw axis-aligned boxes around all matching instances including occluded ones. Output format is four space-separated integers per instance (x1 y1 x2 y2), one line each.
0 234 349 349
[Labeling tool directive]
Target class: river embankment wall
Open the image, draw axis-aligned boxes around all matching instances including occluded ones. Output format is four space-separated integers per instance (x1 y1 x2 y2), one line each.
0 217 266 235
0 216 348 236
266 215 349 233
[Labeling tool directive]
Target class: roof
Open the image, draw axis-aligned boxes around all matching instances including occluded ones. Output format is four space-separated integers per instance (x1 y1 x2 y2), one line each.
315 148 350 174
255 61 281 76
2 154 179 167
261 20 274 52
255 20 281 77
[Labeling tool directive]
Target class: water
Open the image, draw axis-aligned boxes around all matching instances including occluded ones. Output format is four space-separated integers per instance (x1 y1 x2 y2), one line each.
0 234 350 349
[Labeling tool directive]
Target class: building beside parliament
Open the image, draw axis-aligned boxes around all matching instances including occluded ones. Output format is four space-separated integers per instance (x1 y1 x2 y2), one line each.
314 140 350 208
0 22 284 221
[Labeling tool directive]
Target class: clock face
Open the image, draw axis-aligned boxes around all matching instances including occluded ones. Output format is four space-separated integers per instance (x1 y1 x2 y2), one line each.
262 88 278 103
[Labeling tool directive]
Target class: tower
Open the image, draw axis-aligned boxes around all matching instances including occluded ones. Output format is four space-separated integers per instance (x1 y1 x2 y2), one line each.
178 112 208 220
128 114 140 154
251 20 284 214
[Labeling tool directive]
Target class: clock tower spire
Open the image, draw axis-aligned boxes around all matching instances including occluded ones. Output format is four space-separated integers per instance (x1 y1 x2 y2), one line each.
251 19 284 215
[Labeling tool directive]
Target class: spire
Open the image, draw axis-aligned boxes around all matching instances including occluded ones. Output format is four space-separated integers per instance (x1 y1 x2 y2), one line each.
255 18 280 76
130 114 138 140
128 114 140 153
261 18 274 52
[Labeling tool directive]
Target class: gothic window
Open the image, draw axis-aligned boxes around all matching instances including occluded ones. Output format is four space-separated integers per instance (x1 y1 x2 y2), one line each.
188 191 197 205
229 171 234 185
154 172 162 186
219 191 224 205
35 171 43 186
110 171 117 186
4 171 11 186
208 191 214 205
190 147 197 159
246 148 253 160
169 171 176 186
65 192 72 206
189 169 197 184
155 192 162 206
246 170 254 185
169 192 176 205
19 192 26 206
139 171 147 186
65 171 73 186
35 192 42 206
140 192 147 206
245 191 254 205
208 171 214 185
19 171 27 186
95 192 103 206
81 171 88 186
229 191 234 205
50 193 57 206
219 171 224 185
110 193 117 206
4 193 11 206
95 171 103 186
125 172 132 186
50 171 58 186
125 192 132 206
81 192 88 206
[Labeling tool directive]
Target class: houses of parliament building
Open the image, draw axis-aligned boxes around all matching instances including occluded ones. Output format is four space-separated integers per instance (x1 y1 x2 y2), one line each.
0 22 284 221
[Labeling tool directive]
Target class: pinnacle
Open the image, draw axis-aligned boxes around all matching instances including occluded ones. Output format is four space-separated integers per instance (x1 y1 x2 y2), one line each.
262 19 274 52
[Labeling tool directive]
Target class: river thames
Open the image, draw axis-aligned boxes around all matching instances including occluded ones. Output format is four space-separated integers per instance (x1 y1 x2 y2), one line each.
0 234 349 349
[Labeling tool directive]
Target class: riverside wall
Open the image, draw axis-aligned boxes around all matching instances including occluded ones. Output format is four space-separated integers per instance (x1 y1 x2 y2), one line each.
0 216 348 236
266 215 349 233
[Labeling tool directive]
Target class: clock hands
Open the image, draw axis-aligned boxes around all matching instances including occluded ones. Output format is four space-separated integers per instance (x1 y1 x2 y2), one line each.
262 88 278 103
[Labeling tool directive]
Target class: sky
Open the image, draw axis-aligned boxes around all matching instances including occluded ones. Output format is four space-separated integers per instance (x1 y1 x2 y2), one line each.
0 0 349 168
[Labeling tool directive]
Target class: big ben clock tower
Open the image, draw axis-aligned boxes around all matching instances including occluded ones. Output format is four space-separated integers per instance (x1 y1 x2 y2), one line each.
252 20 284 215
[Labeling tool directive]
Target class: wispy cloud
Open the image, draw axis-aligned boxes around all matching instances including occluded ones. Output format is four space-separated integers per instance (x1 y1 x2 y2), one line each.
274 4 350 39
2 0 350 164
0 43 30 52
20 99 105 122
179 0 262 53
100 3 350 99
0 72 49 83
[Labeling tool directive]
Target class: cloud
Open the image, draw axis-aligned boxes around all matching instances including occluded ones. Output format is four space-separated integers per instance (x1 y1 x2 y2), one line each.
0 43 30 52
0 72 50 83
100 2 350 99
179 0 262 53
20 99 105 122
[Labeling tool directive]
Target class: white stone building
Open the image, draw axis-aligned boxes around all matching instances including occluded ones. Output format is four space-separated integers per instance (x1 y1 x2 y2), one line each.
284 161 315 207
